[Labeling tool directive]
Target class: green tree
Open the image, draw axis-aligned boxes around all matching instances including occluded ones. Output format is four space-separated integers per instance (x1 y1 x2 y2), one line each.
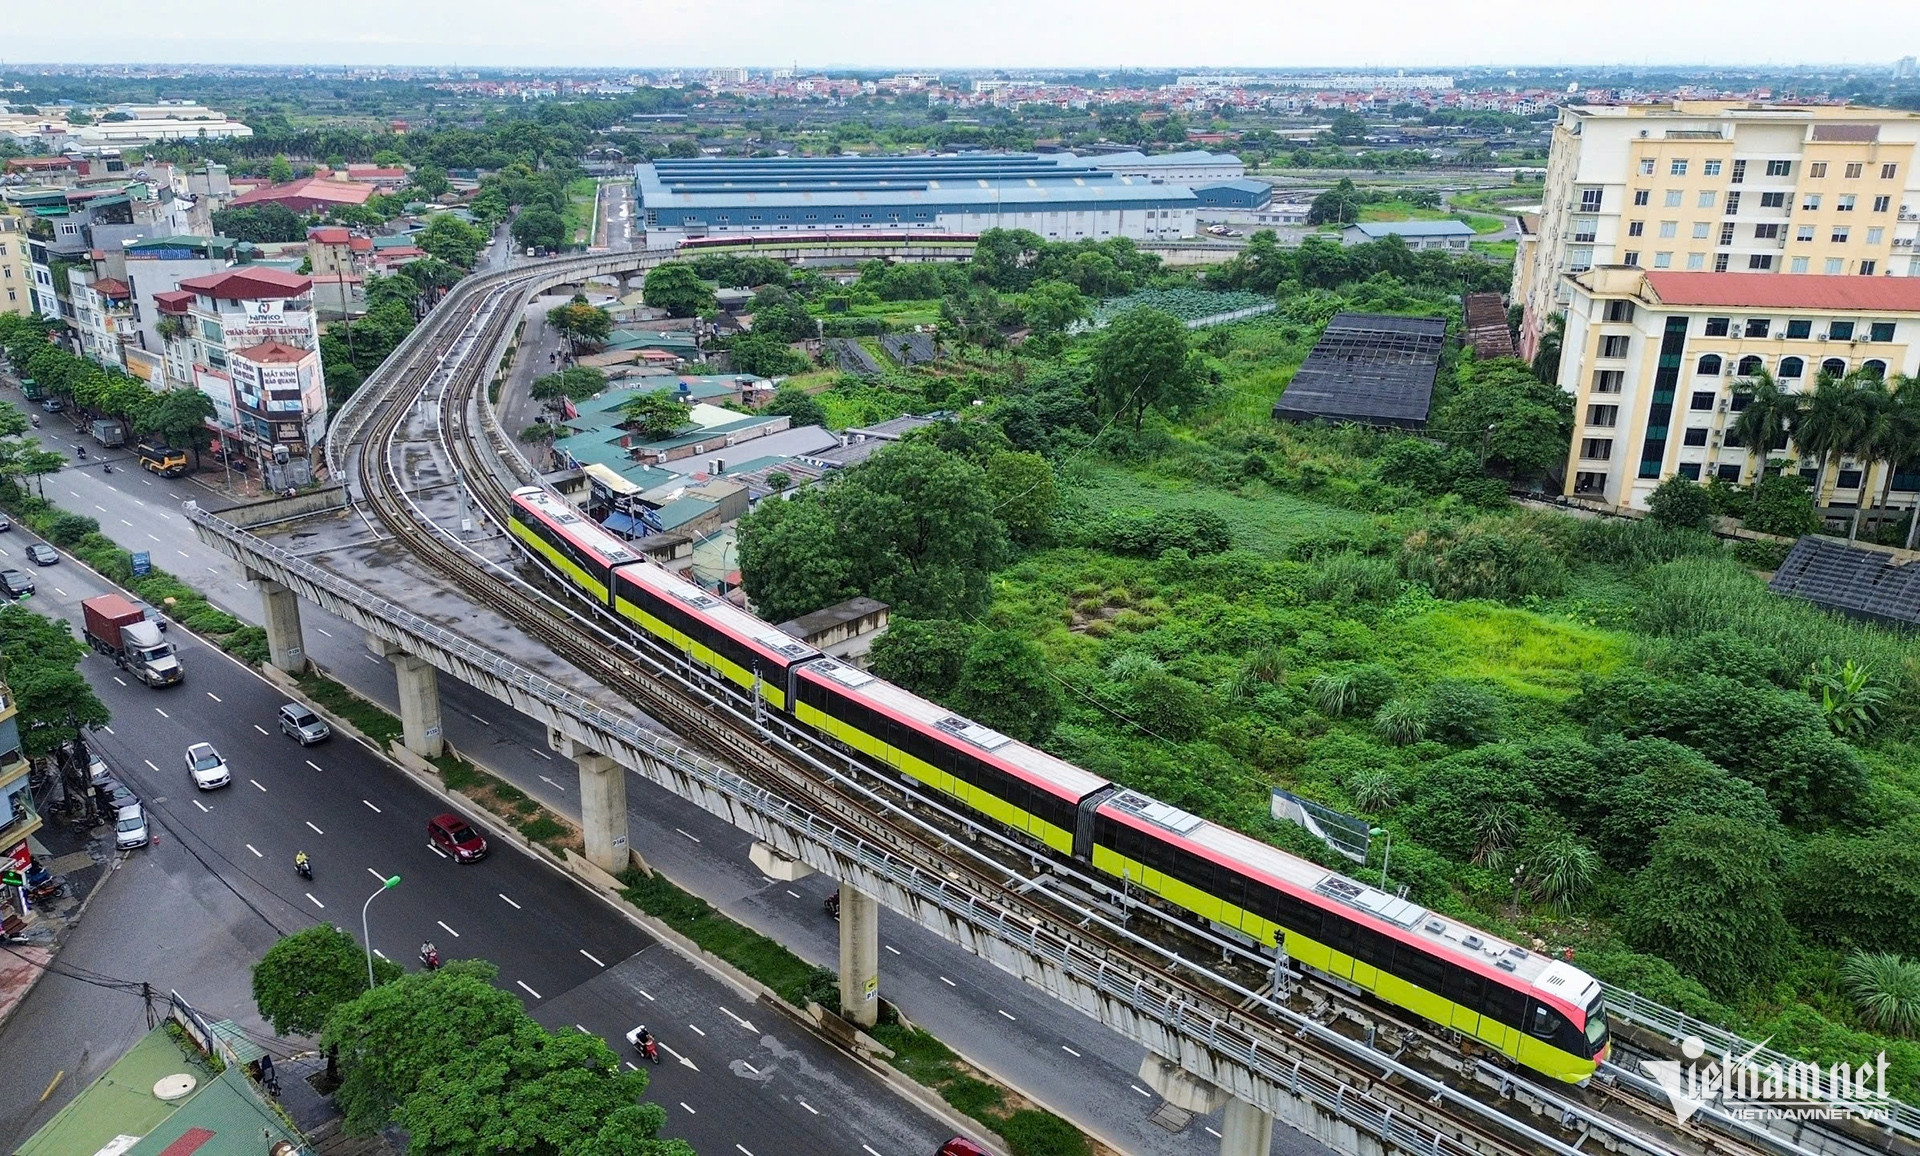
1745 472 1820 537
211 203 306 243
1856 374 1920 541
1325 113 1369 145
1622 815 1789 995
411 163 450 199
136 390 217 464
1435 357 1573 478
869 618 976 698
1307 177 1363 225
1790 828 1920 957
1021 279 1091 336
529 366 606 401
0 605 109 758
267 154 295 183
1092 307 1199 430
1647 475 1715 531
253 925 401 1037
983 451 1058 546
510 205 566 252
1727 366 1801 485
643 263 715 318
955 630 1061 744
547 301 614 344
415 214 488 269
619 392 692 439
1794 370 1875 505
763 385 828 429
735 489 857 622
729 333 812 377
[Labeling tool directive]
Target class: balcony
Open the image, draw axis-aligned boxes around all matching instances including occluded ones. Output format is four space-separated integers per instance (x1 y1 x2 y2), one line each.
0 796 41 851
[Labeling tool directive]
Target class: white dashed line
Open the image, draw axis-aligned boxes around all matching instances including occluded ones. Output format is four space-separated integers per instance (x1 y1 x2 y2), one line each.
306 821 324 835
95 505 107 513
679 1102 696 1115
251 779 266 792
785 890 800 899
939 976 956 987
363 655 380 664
673 828 701 843
154 707 169 718
1061 1045 1081 1057
147 534 160 542
53 587 66 597
997 1010 1016 1021
527 747 550 760
206 692 221 703
538 775 566 792
144 759 159 772
499 893 521 909
796 1098 819 1115
884 944 900 956
113 677 126 686
467 712 489 725
306 893 325 909
624 1061 636 1071
99 726 112 735
316 627 332 637
863 1146 886 1156
638 988 654 1001
362 799 380 813
737 1146 756 1156
373 949 386 959
120 519 133 527
205 566 218 574
687 1024 706 1037
516 980 541 999
245 843 262 858
177 550 190 558
1130 1084 1153 1098
580 948 604 966
437 920 459 938
575 1023 590 1033
305 760 323 772
1205 1127 1222 1139
254 725 268 735
739 1061 758 1075
368 868 385 881
428 845 448 859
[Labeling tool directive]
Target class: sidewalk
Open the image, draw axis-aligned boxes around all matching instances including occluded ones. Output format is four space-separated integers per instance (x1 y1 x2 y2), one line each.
0 808 118 1029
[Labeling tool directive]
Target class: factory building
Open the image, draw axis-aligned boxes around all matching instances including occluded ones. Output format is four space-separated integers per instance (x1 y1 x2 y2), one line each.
634 154 1205 249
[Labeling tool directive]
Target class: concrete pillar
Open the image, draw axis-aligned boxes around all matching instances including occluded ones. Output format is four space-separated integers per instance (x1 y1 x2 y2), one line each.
575 751 629 874
837 881 880 1027
248 572 307 673
368 638 443 758
1220 1097 1275 1156
1138 1054 1229 1115
749 842 814 881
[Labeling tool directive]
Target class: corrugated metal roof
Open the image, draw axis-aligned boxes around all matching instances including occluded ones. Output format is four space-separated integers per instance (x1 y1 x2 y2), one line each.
1642 272 1920 312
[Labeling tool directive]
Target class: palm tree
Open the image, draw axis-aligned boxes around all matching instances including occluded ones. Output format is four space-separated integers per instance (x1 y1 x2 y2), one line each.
1794 371 1875 511
1854 375 1920 541
1727 366 1802 486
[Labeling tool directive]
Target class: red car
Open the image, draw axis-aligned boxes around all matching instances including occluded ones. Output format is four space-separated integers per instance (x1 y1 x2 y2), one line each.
936 1140 989 1156
427 813 488 863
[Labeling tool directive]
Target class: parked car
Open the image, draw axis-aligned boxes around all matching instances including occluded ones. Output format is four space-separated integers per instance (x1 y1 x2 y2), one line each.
96 777 138 812
40 397 63 413
114 802 149 849
427 813 488 863
0 569 32 598
25 544 57 566
87 753 110 786
184 742 231 790
277 703 331 745
936 1140 990 1156
0 516 12 532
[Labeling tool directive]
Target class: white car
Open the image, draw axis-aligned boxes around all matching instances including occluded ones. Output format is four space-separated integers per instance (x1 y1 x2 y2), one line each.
115 803 150 849
184 742 230 790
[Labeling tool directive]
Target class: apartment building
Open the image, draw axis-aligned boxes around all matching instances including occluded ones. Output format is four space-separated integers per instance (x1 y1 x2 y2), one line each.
68 270 136 373
0 211 28 318
175 268 327 484
1514 102 1920 361
1559 267 1920 510
0 677 39 930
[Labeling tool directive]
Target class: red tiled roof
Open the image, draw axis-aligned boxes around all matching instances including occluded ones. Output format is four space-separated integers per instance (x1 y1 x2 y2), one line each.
231 340 313 364
88 277 131 298
153 289 195 313
178 267 313 300
307 225 350 244
1642 272 1920 312
348 236 373 252
228 177 372 208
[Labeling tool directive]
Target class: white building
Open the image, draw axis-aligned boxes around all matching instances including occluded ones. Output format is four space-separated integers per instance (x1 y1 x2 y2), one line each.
1085 150 1246 184
175 267 326 481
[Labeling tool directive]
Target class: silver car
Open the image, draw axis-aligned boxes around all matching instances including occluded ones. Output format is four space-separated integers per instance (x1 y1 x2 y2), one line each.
114 803 149 849
277 703 331 746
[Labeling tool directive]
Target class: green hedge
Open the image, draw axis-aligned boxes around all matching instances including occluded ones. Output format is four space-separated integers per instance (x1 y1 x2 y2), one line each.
617 867 839 1009
293 668 404 747
868 1022 1089 1156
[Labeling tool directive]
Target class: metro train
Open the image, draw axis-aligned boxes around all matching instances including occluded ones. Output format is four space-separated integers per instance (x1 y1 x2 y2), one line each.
507 486 1610 1082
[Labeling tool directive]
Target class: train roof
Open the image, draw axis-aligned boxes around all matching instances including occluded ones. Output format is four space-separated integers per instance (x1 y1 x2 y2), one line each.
511 486 644 570
1095 791 1602 1016
797 660 1112 802
615 556 821 668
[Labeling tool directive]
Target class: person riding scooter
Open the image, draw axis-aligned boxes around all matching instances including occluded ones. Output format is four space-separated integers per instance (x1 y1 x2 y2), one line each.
419 942 442 971
294 850 311 880
625 1024 660 1064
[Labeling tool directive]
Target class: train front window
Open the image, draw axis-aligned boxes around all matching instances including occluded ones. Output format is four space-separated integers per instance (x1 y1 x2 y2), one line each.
1585 995 1608 1048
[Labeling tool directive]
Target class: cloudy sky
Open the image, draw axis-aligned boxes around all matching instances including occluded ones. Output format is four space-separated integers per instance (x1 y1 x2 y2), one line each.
9 0 1913 69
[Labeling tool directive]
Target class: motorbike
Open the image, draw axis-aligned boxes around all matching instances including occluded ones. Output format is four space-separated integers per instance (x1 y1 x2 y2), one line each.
626 1025 660 1064
419 943 442 971
294 852 312 881
824 891 840 921
101 463 113 474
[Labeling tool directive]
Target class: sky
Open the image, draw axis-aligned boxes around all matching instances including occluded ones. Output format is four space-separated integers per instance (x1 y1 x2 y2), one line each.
7 0 1915 71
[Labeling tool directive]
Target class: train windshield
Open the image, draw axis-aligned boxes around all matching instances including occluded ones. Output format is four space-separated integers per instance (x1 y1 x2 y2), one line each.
1585 994 1608 1048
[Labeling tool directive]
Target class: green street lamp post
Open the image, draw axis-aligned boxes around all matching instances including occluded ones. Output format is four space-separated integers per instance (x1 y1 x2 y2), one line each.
362 874 401 989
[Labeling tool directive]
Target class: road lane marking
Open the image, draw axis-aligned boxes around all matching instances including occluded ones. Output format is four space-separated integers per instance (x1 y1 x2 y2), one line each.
251 779 266 792
785 890 799 899
95 505 107 513
206 692 221 703
467 712 490 726
538 775 566 792
120 519 132 527
797 1098 818 1115
998 1010 1016 1021
516 980 542 999
205 566 218 574
316 627 332 637
527 747 550 760
884 944 900 956
673 828 701 843
306 760 323 772
306 821 324 835
499 892 521 909
939 976 956 986
1130 1084 1153 1098
687 1023 706 1036
154 707 169 718
147 534 160 542
1061 1045 1081 1057
177 550 190 558
428 845 448 859
142 479 152 486
245 844 262 858
638 988 655 1001
53 587 66 596
191 798 209 812
737 1146 756 1156
679 1102 695 1115
576 1023 591 1033
306 893 325 909
100 726 112 735
254 725 268 735
374 949 387 959
39 1071 65 1102
579 948 604 966
363 655 380 664
437 919 460 937
863 1146 886 1156
362 799 381 813
1205 1127 1222 1139
719 1007 757 1032
624 1061 636 1070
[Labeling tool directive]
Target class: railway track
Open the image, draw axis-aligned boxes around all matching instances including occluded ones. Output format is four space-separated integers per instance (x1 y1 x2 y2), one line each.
334 255 1906 1156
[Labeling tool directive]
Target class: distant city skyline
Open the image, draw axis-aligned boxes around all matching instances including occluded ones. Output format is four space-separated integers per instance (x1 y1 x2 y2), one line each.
7 0 1916 72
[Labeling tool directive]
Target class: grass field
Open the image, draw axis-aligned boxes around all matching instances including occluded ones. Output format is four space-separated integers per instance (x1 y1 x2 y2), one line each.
1471 239 1518 261
810 297 945 328
562 177 597 247
1358 202 1506 234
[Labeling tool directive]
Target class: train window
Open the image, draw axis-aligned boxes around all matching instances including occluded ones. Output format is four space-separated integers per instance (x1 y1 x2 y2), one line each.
1529 1005 1563 1039
1402 949 1448 993
1482 982 1528 1029
1445 969 1487 1013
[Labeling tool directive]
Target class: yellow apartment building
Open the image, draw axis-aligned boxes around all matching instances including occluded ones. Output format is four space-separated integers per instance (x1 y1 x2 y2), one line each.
1559 268 1920 511
0 210 30 318
1514 101 1920 361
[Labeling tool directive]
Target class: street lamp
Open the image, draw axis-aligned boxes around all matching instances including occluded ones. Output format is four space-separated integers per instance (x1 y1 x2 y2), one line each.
1369 827 1394 892
361 874 401 989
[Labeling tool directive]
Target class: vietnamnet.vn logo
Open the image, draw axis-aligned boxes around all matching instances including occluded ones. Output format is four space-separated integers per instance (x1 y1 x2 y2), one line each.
1643 1036 1893 1125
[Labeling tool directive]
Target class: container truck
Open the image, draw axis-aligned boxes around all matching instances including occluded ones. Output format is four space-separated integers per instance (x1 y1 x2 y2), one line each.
90 418 126 448
82 594 182 687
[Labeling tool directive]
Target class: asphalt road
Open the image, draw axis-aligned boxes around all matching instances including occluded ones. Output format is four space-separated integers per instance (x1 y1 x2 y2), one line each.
5 380 1323 1155
0 469 953 1156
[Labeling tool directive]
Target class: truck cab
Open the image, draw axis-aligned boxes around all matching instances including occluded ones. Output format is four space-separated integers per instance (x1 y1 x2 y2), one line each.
134 441 189 478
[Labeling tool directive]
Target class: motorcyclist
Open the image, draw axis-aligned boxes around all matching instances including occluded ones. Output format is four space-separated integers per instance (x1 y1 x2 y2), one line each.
626 1024 658 1062
294 850 311 878
420 941 441 970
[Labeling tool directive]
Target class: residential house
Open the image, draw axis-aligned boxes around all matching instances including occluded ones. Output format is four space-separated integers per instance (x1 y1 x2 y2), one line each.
0 210 28 317
225 176 372 214
175 267 326 482
0 675 39 933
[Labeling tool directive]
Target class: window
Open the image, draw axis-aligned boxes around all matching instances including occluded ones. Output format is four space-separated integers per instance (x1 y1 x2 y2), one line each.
1654 251 1673 267
1810 162 1828 178
1567 246 1594 272
1670 159 1690 176
1868 227 1885 245
1622 251 1641 267
1588 404 1619 427
1690 390 1717 410
1659 220 1678 238
1861 260 1878 276
1839 469 1864 489
1575 471 1608 494
1838 194 1857 212
1688 252 1707 269
1754 223 1781 239
1832 227 1851 243
1863 359 1888 378
1698 190 1718 208
1796 225 1816 241
1874 195 1892 213
1579 187 1603 212
1845 162 1864 179
1761 192 1787 208
1720 223 1736 245
1786 319 1812 339
1601 335 1631 358
1790 256 1810 272
1572 216 1599 242
1766 159 1792 177
1738 354 1764 375
1725 191 1742 215
1639 158 1656 176
1665 190 1684 207
1780 356 1805 378
1718 464 1743 482
1692 222 1711 239
1804 194 1822 210
1823 357 1848 375
1697 354 1723 375
1730 159 1745 183
1605 300 1637 322
1683 427 1710 446
1705 317 1731 336
1592 369 1624 393
1627 220 1645 237
1704 159 1723 176
1871 322 1897 342
1679 462 1703 480
1745 319 1771 338
1714 254 1731 272
1581 438 1613 461
1882 162 1899 179
1730 392 1753 411
1827 257 1847 274
1830 321 1855 340
1633 189 1651 206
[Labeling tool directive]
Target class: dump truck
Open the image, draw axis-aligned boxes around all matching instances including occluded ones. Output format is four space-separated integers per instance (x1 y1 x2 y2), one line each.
82 594 182 687
134 441 189 478
90 418 126 448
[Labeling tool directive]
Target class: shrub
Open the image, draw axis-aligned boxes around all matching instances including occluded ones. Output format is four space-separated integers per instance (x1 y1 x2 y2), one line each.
1647 475 1716 532
1400 522 1567 602
1526 830 1599 910
45 512 99 546
1299 551 1399 605
1345 766 1401 812
1580 949 1731 1023
1841 952 1920 1037
1623 815 1789 996
998 1109 1090 1156
1745 473 1819 538
1372 698 1427 746
1124 670 1213 741
1732 537 1792 571
1423 680 1505 745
